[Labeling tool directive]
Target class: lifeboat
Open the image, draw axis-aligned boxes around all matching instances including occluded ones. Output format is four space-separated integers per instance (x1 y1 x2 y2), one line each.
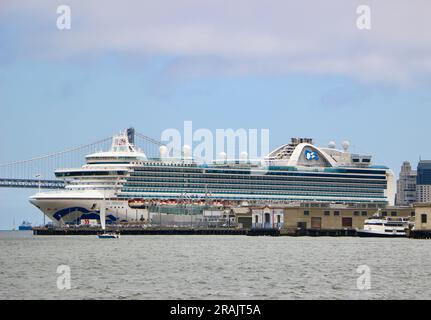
128 198 146 209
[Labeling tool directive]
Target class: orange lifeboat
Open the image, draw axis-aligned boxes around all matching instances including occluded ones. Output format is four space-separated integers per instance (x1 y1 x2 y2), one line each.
128 198 146 209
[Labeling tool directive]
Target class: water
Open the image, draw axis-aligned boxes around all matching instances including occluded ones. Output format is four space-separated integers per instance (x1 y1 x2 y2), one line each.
0 231 430 300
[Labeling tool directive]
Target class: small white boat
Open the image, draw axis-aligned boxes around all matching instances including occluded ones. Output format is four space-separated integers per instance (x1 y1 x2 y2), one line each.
98 232 121 239
357 212 410 238
97 199 120 238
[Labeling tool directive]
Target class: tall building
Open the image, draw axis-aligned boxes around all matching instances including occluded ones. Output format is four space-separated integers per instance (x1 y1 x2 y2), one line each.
396 161 417 206
417 160 431 203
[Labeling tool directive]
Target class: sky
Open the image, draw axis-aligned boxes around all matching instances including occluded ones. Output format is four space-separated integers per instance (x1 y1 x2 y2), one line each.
0 0 430 228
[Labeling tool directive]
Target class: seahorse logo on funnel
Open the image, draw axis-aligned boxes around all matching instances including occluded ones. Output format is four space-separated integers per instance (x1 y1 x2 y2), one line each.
305 149 319 161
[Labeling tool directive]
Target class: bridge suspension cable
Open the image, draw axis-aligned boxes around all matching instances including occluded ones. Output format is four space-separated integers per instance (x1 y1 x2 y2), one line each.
0 130 170 185
0 136 113 181
135 131 183 158
0 137 112 167
135 132 166 147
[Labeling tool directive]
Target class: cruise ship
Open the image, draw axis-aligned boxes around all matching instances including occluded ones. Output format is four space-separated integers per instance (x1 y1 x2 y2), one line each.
29 130 396 225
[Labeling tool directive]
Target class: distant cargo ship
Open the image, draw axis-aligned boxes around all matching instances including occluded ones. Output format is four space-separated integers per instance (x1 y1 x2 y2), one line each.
18 221 33 231
30 130 396 225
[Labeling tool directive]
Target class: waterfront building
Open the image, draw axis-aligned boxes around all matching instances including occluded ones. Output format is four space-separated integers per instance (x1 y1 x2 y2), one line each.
250 207 284 229
242 202 414 231
396 161 417 206
30 130 397 225
413 203 431 231
416 160 431 203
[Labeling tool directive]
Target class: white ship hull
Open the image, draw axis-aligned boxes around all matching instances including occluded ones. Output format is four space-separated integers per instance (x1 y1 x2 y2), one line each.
357 229 407 238
29 191 145 225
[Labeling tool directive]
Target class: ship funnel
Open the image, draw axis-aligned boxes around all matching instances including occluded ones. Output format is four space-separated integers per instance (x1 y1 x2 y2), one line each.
127 128 135 145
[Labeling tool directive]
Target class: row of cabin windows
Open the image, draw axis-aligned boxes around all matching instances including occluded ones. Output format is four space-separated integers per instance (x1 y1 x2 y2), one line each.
135 165 385 174
131 172 388 185
132 169 387 181
125 182 384 193
124 177 384 193
122 188 385 198
118 194 383 204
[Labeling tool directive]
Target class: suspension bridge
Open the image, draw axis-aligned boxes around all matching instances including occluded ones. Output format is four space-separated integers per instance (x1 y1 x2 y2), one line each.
0 128 167 190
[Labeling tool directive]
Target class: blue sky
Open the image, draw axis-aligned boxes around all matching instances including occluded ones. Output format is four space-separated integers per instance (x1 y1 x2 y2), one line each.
0 0 430 228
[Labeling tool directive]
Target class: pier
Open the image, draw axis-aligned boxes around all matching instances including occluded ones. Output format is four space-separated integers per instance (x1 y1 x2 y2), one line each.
33 226 359 237
33 226 248 236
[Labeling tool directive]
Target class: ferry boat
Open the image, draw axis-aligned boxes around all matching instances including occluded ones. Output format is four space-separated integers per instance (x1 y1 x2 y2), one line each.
18 221 33 231
357 214 410 237
98 232 121 239
29 130 396 225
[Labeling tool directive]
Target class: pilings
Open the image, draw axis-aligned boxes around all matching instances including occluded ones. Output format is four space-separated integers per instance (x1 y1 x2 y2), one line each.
288 228 358 237
409 230 431 239
250 228 357 237
247 228 280 236
33 227 358 237
33 227 247 236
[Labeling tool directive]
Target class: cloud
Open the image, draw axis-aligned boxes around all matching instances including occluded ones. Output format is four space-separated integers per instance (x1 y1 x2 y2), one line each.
1 0 431 84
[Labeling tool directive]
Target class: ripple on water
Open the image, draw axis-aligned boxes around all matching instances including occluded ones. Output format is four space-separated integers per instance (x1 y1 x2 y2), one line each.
0 234 430 299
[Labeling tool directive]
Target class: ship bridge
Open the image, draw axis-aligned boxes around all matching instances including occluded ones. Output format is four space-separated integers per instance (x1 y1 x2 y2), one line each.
266 137 373 168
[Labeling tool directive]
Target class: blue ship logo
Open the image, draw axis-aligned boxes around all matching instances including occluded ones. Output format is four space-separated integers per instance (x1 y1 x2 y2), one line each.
305 149 319 161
